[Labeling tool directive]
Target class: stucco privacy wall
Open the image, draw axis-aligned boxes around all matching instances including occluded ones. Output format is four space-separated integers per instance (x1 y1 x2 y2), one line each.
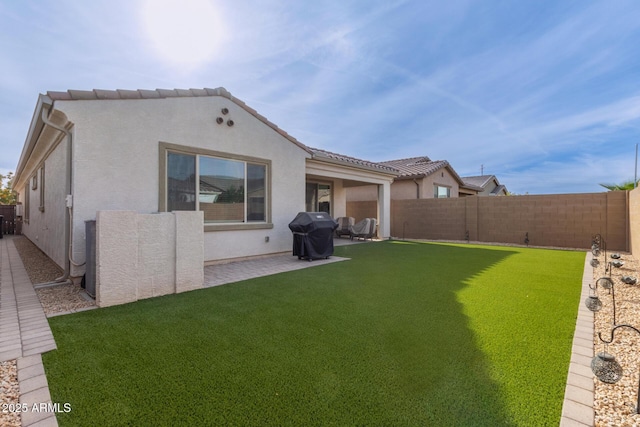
52 95 309 275
348 191 629 250
96 210 204 308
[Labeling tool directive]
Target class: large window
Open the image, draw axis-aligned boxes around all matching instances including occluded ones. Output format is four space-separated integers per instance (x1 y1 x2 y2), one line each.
165 146 268 225
434 185 451 198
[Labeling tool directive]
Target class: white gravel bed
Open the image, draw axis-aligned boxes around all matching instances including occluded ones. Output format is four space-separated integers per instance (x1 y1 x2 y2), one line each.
592 250 640 426
12 236 96 315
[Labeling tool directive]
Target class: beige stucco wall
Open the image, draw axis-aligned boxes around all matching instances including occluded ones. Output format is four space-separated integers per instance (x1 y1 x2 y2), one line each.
347 167 461 202
20 138 68 269
346 184 378 201
96 210 204 307
421 168 459 198
52 95 309 271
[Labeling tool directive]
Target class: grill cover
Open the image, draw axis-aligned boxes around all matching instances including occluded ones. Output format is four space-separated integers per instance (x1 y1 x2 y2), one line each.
288 212 338 260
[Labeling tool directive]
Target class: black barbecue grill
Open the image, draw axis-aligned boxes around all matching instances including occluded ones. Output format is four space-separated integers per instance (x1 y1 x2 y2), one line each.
288 212 338 260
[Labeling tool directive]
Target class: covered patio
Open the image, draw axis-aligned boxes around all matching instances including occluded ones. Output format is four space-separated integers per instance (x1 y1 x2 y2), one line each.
304 147 397 239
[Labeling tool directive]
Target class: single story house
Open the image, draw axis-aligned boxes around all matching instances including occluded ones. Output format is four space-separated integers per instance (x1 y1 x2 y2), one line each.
346 156 484 201
13 87 397 305
461 175 508 196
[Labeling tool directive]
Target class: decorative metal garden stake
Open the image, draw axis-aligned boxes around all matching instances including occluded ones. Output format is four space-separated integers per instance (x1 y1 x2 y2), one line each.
593 324 640 413
591 277 617 324
592 234 607 269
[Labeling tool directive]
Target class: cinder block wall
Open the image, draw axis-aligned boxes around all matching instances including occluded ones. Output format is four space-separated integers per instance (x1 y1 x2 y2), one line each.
348 192 629 250
346 201 377 223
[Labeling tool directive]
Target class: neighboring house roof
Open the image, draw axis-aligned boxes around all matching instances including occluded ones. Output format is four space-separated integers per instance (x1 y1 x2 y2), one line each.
15 87 398 184
378 156 483 192
462 175 508 195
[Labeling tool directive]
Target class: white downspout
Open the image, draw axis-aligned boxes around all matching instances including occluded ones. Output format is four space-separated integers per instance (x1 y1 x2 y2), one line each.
38 106 84 286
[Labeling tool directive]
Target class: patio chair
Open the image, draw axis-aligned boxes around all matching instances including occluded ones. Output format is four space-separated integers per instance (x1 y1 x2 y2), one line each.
335 217 355 238
350 218 377 241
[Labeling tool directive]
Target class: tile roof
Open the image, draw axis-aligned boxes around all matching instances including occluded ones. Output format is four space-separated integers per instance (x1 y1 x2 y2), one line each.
492 184 508 195
379 156 486 191
461 175 508 194
44 87 398 175
462 175 496 188
307 147 399 174
379 156 449 178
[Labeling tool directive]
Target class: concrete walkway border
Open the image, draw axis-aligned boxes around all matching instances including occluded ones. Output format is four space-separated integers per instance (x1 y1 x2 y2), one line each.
0 236 58 426
560 251 595 426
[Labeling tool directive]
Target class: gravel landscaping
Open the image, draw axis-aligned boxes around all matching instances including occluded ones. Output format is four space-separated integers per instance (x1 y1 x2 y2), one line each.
0 360 20 427
13 236 96 316
592 250 640 426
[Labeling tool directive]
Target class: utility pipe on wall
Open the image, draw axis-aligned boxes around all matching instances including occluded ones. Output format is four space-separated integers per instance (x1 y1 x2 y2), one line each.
39 105 84 286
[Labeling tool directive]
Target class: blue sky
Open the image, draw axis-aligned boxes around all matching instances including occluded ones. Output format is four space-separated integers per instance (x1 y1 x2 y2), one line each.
2 0 640 194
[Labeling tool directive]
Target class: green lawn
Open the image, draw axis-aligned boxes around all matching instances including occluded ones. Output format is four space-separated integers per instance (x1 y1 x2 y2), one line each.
43 241 584 426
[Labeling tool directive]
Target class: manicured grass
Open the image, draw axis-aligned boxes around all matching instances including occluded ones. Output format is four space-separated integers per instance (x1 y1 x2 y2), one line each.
43 242 584 426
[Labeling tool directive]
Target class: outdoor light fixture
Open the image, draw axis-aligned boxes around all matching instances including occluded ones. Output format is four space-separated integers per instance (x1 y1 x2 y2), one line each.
597 277 613 290
593 324 640 413
591 351 623 383
592 234 607 264
585 294 603 312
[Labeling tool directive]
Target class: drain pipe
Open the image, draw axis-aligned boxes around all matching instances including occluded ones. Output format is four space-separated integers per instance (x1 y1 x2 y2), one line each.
37 105 83 287
413 179 420 199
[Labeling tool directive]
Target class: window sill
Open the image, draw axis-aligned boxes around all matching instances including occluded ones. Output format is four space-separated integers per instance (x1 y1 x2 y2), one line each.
204 223 274 232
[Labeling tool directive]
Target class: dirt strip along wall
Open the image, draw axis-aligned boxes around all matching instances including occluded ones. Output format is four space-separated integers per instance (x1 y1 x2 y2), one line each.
348 191 629 251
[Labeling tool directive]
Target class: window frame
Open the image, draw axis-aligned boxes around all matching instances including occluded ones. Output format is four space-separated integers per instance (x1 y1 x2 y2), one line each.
434 184 451 198
159 142 273 231
39 165 45 213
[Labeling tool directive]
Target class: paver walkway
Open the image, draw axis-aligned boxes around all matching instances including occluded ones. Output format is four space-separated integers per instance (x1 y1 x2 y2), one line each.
0 235 58 427
204 237 362 287
205 254 350 287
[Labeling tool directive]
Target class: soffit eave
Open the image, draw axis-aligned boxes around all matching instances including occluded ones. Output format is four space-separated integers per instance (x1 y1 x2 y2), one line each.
14 95 52 188
306 158 397 184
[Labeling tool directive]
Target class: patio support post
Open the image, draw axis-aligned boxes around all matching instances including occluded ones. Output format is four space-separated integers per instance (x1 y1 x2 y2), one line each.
377 181 391 239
